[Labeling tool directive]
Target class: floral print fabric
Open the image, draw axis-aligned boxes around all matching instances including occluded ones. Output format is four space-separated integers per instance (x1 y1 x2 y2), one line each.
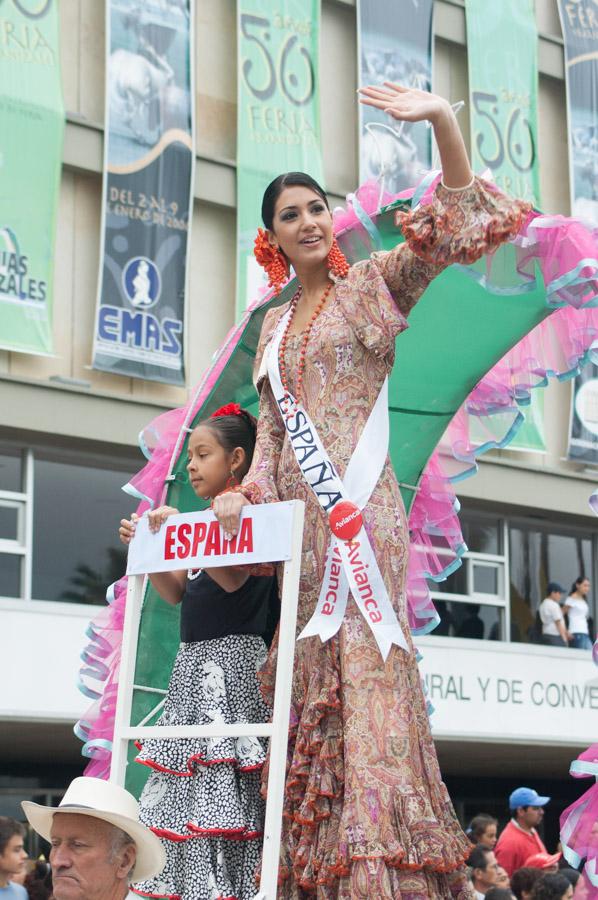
241 178 526 898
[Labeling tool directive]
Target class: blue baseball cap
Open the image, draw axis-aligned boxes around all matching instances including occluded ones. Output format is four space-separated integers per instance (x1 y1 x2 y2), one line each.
509 787 551 809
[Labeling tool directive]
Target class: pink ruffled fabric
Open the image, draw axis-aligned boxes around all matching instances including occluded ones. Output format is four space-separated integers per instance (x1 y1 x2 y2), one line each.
560 744 598 890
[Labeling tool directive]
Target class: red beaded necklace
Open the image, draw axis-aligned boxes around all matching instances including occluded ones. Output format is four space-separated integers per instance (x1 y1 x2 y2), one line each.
278 279 333 412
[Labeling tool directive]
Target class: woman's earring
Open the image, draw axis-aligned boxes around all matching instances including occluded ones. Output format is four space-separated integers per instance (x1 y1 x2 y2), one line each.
326 238 349 278
254 228 289 295
226 469 239 491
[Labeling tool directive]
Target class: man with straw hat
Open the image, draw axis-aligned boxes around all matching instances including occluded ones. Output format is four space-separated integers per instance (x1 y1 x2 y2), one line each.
22 777 166 900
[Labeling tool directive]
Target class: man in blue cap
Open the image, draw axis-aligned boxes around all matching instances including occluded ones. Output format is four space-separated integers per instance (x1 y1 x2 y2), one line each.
495 787 551 876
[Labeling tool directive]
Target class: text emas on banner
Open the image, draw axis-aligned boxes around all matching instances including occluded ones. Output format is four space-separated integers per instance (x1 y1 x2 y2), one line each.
126 502 295 576
236 2 324 315
92 0 194 385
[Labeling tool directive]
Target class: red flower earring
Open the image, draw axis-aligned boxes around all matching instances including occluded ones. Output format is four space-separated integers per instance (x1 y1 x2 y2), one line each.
327 238 349 279
254 228 289 295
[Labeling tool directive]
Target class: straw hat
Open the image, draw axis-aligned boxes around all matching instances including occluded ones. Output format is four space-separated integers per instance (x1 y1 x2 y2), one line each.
22 777 165 882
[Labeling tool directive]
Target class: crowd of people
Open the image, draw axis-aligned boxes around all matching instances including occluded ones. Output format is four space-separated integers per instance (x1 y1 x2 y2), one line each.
464 789 588 900
0 782 591 900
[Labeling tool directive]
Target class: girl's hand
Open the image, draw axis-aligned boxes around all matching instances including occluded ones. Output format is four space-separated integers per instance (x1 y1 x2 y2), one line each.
119 513 139 546
212 492 250 539
147 505 180 534
358 82 451 125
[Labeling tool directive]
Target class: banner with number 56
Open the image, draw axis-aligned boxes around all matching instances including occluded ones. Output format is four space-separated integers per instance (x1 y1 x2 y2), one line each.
236 1 324 316
465 0 540 205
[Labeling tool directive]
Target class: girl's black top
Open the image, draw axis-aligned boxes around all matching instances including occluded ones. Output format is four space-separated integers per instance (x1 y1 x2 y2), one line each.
180 570 279 646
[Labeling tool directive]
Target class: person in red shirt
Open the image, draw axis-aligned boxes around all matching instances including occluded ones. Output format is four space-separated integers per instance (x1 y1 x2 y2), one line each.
495 787 551 876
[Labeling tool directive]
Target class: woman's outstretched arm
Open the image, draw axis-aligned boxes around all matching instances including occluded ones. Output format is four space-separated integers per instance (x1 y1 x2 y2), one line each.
358 82 473 188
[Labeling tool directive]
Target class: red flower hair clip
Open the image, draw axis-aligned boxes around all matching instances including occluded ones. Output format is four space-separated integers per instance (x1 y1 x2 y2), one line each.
211 403 242 418
254 228 289 295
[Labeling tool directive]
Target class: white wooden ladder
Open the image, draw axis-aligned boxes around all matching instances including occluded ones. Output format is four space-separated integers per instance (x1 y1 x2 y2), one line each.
110 500 305 900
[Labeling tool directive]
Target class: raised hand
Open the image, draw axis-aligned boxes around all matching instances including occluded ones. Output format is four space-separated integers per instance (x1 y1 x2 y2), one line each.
358 82 451 124
359 81 472 189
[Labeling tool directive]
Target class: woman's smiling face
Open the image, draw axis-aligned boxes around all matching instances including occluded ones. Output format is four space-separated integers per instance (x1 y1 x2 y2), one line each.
270 185 333 271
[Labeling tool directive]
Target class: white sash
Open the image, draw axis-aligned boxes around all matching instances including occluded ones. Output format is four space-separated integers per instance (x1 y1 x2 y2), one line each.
266 307 408 660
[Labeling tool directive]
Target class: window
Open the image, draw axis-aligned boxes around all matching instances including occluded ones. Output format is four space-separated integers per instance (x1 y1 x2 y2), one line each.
0 449 22 492
429 512 509 640
0 444 136 606
0 447 29 601
429 508 596 645
509 523 593 644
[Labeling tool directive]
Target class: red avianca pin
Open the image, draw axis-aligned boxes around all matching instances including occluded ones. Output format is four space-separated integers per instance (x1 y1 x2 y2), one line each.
329 500 363 541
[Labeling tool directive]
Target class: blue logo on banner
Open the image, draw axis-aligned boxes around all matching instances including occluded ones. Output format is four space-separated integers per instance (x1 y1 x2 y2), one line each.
122 256 161 309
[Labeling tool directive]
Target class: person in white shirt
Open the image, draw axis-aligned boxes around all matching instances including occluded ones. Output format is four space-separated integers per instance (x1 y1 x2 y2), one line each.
539 582 570 647
564 576 593 650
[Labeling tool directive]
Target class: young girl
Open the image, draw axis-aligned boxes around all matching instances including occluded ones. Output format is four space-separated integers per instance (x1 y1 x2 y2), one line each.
119 404 279 900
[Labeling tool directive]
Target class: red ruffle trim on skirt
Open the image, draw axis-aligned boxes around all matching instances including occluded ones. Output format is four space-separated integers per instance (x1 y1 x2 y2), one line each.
134 741 264 776
258 634 473 891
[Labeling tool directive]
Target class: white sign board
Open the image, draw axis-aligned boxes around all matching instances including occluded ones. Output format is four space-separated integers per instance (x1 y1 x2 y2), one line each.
417 636 598 746
126 502 295 575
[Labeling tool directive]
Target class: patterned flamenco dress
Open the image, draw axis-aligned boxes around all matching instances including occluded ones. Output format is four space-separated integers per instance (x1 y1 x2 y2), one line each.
131 570 279 900
240 177 530 899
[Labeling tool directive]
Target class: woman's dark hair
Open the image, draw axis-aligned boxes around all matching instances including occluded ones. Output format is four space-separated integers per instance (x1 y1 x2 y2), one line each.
559 868 580 887
511 867 543 899
467 813 498 842
261 172 329 230
530 873 572 899
199 410 257 477
24 861 53 900
570 575 589 594
485 890 515 900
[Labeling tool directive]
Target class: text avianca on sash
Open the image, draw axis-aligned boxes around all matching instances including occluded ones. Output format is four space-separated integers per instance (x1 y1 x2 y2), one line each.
266 307 408 661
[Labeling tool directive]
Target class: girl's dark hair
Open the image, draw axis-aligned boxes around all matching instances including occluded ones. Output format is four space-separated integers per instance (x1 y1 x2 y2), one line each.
261 172 329 230
199 410 257 476
570 575 588 594
468 813 498 841
530 873 572 900
485 890 515 900
511 867 543 899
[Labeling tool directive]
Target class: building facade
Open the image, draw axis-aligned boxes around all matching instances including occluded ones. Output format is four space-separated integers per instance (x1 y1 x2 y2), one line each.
0 0 595 854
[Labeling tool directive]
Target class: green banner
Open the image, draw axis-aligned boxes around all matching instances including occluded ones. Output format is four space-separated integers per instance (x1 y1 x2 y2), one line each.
236 1 324 316
465 0 540 204
0 0 64 355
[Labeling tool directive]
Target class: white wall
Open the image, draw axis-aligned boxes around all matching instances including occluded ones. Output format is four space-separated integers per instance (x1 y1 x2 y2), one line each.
0 602 90 721
419 636 598 747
